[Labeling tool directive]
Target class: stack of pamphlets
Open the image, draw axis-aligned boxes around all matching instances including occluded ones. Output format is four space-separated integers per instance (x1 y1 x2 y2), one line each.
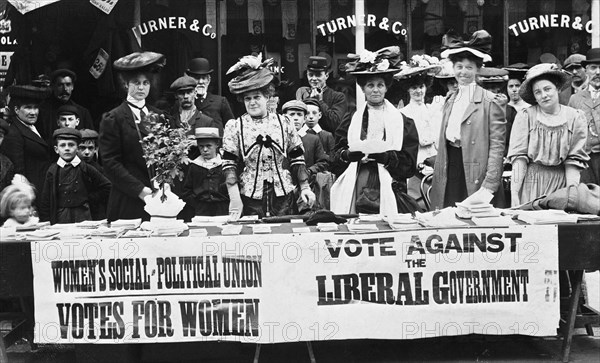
455 201 500 218
384 214 420 230
140 220 189 236
317 223 339 232
517 210 578 224
110 218 142 229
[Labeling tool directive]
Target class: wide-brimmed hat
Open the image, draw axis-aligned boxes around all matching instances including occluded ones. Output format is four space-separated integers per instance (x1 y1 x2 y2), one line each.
49 69 77 83
194 127 221 139
503 63 529 81
581 48 600 66
186 58 213 76
8 85 49 102
477 67 509 83
434 60 455 79
57 104 80 118
441 29 492 63
170 75 198 92
282 100 307 113
519 63 569 105
345 46 403 75
394 54 441 80
563 54 586 71
227 53 274 95
113 51 166 72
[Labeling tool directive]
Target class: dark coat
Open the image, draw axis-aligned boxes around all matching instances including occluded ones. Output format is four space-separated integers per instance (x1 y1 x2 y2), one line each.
39 161 111 224
0 153 14 192
316 129 335 156
169 106 222 135
0 117 54 195
194 93 235 128
301 133 329 174
182 163 229 216
296 87 348 133
37 97 95 141
99 102 162 221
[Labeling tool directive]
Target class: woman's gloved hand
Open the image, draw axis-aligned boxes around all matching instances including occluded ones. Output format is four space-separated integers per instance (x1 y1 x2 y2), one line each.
299 182 316 208
369 152 390 165
227 184 243 221
342 149 366 162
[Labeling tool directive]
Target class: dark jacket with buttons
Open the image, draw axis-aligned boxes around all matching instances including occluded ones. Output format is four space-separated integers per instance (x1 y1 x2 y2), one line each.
39 161 111 224
194 93 235 128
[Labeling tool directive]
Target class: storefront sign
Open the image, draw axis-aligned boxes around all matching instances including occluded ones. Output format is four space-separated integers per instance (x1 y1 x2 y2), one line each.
132 17 216 39
317 14 406 36
509 14 593 37
32 226 559 344
89 0 118 15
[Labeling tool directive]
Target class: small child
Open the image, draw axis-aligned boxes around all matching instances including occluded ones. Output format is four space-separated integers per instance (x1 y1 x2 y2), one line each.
56 104 81 129
0 184 39 227
39 128 111 224
77 129 103 174
302 98 335 157
181 127 229 217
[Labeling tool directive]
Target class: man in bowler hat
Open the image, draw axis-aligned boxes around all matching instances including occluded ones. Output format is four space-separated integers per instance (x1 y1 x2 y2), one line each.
186 58 234 128
295 56 347 133
37 69 95 140
569 48 600 185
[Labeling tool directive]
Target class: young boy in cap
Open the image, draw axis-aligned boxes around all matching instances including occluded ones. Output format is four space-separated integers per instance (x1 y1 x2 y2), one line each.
77 129 103 173
56 104 81 129
39 128 111 224
181 127 229 217
302 98 335 156
295 56 347 133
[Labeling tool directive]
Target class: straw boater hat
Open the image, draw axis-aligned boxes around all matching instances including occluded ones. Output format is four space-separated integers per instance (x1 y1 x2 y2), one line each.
477 67 509 84
440 29 493 63
227 53 274 94
194 127 221 139
345 46 403 76
113 51 166 72
519 63 569 105
393 54 441 80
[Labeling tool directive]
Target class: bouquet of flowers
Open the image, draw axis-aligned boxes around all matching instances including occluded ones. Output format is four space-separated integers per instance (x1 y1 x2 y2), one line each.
140 113 195 202
394 54 442 80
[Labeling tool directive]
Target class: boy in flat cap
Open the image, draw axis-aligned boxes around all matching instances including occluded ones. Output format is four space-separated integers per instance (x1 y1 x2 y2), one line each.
186 58 235 127
295 56 347 133
56 104 81 129
37 69 95 141
181 127 229 217
1 85 53 196
39 128 111 224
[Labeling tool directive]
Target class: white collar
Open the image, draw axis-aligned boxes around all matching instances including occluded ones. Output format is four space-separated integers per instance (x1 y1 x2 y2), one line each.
190 154 222 169
57 155 81 168
126 95 146 109
588 85 600 94
299 124 322 137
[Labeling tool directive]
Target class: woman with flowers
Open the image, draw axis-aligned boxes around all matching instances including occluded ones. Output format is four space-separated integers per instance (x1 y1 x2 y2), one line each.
430 30 507 208
222 53 315 219
330 47 421 215
99 51 167 221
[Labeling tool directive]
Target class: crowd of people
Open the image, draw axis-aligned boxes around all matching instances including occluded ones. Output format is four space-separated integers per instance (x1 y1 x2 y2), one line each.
1 28 600 226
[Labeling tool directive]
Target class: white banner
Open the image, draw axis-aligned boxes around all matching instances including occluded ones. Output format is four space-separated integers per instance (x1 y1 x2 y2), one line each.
8 0 60 14
32 225 559 344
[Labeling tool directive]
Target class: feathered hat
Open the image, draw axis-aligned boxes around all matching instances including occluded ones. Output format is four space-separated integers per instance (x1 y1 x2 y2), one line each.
227 53 275 95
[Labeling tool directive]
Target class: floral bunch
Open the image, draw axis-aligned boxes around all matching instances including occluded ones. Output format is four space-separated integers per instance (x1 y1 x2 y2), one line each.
345 46 403 73
140 113 195 201
226 52 274 76
394 54 442 79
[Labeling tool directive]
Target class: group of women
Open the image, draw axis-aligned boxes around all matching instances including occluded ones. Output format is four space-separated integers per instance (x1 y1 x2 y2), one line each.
98 28 588 221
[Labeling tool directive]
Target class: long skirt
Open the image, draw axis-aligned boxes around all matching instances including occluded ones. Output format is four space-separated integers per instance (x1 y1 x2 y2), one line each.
516 162 566 207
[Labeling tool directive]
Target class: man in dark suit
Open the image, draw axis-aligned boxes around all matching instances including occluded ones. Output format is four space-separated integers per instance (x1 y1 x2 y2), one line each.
185 58 234 128
1 85 54 196
560 53 588 106
169 75 220 133
569 48 600 185
37 69 95 141
295 56 347 134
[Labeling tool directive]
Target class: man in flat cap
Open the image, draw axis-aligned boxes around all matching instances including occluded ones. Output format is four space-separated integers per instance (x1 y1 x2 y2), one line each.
186 58 234 128
38 69 95 141
170 75 220 134
559 53 588 105
0 85 54 195
569 48 600 185
295 56 347 133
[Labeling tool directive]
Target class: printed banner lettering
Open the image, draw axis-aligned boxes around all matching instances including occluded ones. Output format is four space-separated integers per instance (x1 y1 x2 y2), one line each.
32 225 559 344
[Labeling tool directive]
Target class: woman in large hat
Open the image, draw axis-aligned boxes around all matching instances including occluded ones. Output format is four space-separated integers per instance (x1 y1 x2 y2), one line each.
98 51 166 221
430 30 507 208
330 47 421 215
0 85 52 196
222 53 315 219
507 63 589 206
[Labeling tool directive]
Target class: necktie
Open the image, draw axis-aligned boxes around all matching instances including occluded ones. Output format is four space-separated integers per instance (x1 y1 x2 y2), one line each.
140 109 147 122
306 128 317 135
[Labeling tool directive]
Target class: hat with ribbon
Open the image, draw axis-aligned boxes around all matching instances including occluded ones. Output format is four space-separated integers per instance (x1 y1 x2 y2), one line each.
503 63 530 81
434 59 455 79
519 63 569 105
394 54 441 80
581 48 600 66
345 46 403 75
113 52 166 72
440 29 493 63
227 53 275 95
194 127 221 139
477 67 509 83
